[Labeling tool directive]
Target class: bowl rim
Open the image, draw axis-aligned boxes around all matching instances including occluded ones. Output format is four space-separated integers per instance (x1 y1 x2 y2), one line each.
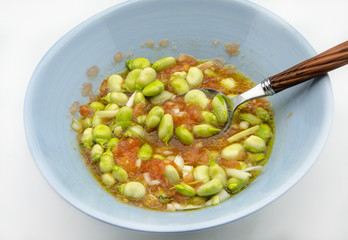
24 0 334 233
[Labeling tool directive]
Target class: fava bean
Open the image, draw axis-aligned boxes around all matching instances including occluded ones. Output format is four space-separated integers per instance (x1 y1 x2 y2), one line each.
220 77 236 90
209 161 227 186
123 182 146 199
158 114 174 146
101 173 116 186
91 143 103 162
125 69 141 91
196 179 223 197
106 137 119 149
149 90 174 105
227 177 248 192
126 57 151 70
134 91 146 105
212 94 228 124
193 165 210 183
201 111 219 126
99 150 114 173
184 89 210 110
152 57 176 71
124 125 145 138
255 107 270 122
244 135 266 153
146 106 164 129
136 114 147 125
137 143 153 160
193 124 220 138
174 183 196 197
186 67 203 87
81 127 93 147
136 67 156 90
116 106 133 129
104 92 128 106
105 103 119 111
170 77 190 94
256 124 272 141
221 143 244 161
175 125 194 145
92 125 112 146
90 101 105 112
112 165 128 182
107 74 123 92
164 165 180 183
142 80 165 97
239 113 262 125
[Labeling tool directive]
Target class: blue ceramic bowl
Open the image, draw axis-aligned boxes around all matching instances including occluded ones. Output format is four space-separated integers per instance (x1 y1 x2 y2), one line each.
24 0 333 232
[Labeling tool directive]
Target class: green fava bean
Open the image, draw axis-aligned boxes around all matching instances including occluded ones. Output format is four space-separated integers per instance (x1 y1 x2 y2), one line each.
152 57 176 71
146 106 164 129
124 125 145 138
175 125 194 145
221 143 244 160
256 124 272 141
255 107 270 122
158 114 174 146
134 91 146 105
244 135 266 153
125 69 141 91
142 80 165 97
184 89 210 110
126 57 151 70
201 111 219 126
164 165 180 183
104 103 119 111
137 143 153 160
91 144 104 162
212 94 228 124
112 165 128 182
101 173 116 186
92 125 112 146
137 114 147 125
136 67 157 90
150 90 174 105
81 128 93 147
123 182 146 199
193 165 210 183
170 77 190 94
106 137 119 149
104 92 128 106
107 74 123 92
99 150 114 173
90 101 105 112
116 106 133 129
174 183 196 197
209 161 227 186
193 124 220 138
239 113 262 125
227 177 248 192
186 67 203 87
196 179 223 197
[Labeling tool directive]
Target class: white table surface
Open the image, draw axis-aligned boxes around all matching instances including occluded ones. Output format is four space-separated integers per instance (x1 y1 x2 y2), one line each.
1 0 347 239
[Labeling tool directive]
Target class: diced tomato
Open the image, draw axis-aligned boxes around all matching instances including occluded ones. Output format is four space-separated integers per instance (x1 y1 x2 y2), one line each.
132 102 146 120
186 104 202 122
183 147 210 166
79 105 93 118
113 138 142 174
141 158 166 182
220 159 241 169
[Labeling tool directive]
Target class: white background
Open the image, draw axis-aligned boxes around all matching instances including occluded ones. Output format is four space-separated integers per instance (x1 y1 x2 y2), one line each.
1 0 348 239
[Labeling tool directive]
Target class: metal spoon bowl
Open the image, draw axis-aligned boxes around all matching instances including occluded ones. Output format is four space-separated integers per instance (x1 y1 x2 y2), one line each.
198 41 348 132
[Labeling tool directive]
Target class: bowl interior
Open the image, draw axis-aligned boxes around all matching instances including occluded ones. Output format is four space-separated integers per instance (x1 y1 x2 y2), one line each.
24 0 333 232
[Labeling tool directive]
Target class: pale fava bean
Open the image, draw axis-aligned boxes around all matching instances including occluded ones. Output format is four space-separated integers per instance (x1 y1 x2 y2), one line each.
174 183 196 197
112 165 128 182
193 165 210 183
81 127 93 147
186 67 203 87
193 124 220 138
136 67 157 90
91 143 103 162
101 173 116 186
170 77 190 94
184 89 210 110
244 135 266 153
150 90 174 105
125 69 141 91
92 124 112 146
196 179 223 197
209 161 227 186
221 143 244 161
104 92 128 106
212 94 228 124
122 182 146 199
158 114 174 146
145 106 164 129
99 150 114 173
164 165 180 183
107 74 123 92
137 143 153 160
152 57 176 71
126 57 151 70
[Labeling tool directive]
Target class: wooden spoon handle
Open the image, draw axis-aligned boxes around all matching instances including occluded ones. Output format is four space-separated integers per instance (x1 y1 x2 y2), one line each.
269 41 348 93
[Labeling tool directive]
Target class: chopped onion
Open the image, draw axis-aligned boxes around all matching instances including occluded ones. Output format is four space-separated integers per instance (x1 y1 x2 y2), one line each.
171 202 204 211
135 158 142 168
143 173 160 186
225 168 251 180
174 155 184 171
182 165 193 178
243 166 264 172
126 91 136 107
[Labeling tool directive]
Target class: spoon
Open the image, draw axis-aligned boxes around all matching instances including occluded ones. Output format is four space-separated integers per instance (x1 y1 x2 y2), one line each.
200 41 348 131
